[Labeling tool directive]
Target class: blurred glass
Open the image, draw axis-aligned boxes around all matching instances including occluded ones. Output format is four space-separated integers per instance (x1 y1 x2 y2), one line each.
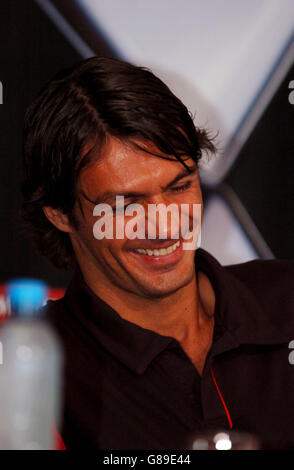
191 430 259 450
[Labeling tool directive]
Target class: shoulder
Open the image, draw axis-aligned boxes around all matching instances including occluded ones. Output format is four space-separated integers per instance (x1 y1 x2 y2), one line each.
225 257 294 291
225 258 294 328
42 297 71 338
43 297 66 319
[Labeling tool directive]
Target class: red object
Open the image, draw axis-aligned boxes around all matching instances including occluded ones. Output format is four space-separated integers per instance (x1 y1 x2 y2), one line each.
210 367 233 429
53 423 66 450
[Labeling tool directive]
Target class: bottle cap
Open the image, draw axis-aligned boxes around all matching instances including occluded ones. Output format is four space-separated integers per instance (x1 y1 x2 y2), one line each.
6 279 48 317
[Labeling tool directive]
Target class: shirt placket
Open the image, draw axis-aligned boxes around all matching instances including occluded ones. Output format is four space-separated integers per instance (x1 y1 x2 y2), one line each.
200 331 239 430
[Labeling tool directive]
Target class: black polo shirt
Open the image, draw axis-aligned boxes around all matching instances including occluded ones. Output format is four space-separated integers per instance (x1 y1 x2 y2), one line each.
45 248 294 450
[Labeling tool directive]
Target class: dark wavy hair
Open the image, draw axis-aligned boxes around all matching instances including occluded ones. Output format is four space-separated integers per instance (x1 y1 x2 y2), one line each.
22 56 216 269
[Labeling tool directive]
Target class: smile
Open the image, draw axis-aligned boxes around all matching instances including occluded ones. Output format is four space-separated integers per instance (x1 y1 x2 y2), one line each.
133 240 180 256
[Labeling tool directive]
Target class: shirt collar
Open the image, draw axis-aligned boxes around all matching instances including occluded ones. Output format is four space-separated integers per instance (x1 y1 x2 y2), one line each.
63 270 174 374
198 250 293 347
62 249 292 374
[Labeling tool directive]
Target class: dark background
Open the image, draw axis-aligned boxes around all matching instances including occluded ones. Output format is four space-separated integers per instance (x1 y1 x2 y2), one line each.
0 0 115 287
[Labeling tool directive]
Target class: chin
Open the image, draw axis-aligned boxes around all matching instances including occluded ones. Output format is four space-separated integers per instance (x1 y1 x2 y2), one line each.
134 267 195 299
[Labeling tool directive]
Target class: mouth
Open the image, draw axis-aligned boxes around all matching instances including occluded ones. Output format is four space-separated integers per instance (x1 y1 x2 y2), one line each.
133 240 180 256
128 240 183 269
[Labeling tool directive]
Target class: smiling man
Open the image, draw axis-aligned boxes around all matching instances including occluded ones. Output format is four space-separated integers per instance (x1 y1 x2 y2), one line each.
22 57 294 450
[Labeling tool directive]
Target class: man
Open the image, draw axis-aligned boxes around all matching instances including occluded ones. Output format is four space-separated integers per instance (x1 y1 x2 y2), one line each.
22 57 294 450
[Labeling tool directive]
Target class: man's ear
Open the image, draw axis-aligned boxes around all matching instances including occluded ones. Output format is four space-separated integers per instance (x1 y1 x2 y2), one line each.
43 206 73 233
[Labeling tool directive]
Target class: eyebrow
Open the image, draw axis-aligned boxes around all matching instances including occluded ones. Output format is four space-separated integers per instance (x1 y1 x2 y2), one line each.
82 167 196 205
164 167 196 189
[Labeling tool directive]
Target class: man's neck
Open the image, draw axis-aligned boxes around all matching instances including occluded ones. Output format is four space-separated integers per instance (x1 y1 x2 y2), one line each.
80 266 216 374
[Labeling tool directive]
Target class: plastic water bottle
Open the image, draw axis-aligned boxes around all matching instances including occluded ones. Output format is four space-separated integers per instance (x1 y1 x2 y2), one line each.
0 279 63 450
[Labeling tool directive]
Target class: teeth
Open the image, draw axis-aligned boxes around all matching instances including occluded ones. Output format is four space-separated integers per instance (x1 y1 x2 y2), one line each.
134 240 180 256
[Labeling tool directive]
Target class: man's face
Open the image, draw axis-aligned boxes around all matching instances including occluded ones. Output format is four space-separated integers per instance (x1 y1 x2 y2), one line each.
70 136 203 299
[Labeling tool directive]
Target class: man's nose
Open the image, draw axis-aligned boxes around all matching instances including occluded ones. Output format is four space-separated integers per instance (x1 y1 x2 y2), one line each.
145 196 180 240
